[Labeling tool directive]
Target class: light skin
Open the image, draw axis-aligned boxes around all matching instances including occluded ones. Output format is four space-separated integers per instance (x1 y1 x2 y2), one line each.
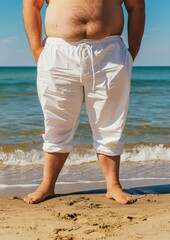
23 0 145 204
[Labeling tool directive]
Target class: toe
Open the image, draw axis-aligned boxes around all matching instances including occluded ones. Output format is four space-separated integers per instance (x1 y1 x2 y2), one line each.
23 195 36 204
126 196 137 204
23 195 29 203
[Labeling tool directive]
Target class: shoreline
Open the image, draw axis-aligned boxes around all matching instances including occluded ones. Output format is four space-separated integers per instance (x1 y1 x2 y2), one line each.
0 159 170 198
1 178 170 197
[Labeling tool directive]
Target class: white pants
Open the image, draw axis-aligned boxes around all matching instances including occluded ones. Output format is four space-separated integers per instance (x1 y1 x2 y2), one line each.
37 35 133 156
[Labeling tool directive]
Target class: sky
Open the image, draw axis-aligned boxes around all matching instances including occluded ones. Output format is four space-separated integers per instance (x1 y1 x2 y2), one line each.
0 0 170 66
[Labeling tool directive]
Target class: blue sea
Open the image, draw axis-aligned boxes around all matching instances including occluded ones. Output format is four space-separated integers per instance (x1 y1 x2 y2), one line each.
0 66 170 195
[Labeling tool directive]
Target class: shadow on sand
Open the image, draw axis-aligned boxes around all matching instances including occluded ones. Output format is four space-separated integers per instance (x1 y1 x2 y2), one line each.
47 184 170 200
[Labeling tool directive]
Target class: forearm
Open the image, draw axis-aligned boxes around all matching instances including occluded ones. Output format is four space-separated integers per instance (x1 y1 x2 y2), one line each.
127 4 145 59
23 0 43 54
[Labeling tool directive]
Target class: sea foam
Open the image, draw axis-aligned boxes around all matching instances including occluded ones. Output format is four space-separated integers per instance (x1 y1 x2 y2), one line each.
0 144 170 165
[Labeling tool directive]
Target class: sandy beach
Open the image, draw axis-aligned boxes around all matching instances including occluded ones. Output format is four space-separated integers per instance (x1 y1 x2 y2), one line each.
0 191 170 240
0 156 170 240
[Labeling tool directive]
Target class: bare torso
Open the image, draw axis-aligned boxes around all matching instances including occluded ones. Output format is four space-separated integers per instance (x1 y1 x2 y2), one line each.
45 0 124 41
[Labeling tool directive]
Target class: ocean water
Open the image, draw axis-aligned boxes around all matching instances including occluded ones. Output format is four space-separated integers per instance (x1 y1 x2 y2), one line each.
0 66 170 194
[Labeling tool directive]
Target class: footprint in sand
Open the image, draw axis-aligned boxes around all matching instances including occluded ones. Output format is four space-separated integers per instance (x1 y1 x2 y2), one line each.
66 197 90 206
86 203 102 209
51 234 74 240
61 212 80 221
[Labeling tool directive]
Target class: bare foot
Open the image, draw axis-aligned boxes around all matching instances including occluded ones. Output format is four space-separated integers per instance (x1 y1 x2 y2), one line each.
106 185 137 204
23 183 55 204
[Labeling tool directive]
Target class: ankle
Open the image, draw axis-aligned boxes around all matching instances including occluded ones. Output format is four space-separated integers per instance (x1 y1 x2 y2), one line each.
39 181 55 192
107 182 122 192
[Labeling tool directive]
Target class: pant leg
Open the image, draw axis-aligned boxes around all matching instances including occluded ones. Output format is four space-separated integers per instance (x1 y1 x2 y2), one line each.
37 39 84 153
84 37 133 156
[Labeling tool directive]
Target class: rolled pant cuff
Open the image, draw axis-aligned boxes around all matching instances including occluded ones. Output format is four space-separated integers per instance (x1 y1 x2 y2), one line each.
43 143 73 153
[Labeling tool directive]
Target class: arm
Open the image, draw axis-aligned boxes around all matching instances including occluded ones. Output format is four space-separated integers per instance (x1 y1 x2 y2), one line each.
124 0 145 60
23 0 44 62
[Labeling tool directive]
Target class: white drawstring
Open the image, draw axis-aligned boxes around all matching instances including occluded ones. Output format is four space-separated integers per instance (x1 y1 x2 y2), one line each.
79 43 96 91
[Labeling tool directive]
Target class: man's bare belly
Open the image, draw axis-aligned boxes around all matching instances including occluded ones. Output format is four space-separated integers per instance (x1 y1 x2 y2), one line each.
45 0 124 41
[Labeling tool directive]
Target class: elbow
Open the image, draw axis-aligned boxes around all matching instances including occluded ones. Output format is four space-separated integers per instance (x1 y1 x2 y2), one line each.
127 1 145 15
23 0 43 12
22 0 30 18
128 4 146 20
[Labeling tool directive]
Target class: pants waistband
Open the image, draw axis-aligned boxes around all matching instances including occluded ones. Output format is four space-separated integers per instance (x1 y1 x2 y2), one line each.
44 35 122 46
